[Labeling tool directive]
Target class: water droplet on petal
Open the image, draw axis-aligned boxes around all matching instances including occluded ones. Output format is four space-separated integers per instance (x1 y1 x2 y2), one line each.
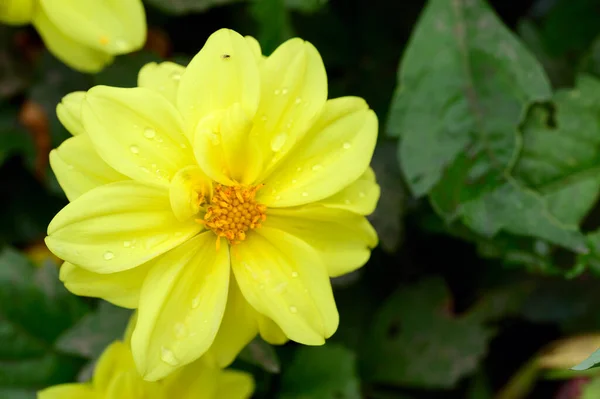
311 164 322 171
270 132 288 152
291 179 297 184
271 189 277 194
301 192 309 197
259 284 265 290
130 145 139 154
344 199 351 205
275 195 281 200
274 89 281 95
123 241 132 248
67 164 74 170
143 128 156 139
289 306 298 313
296 167 302 172
171 72 181 81
295 97 302 104
261 115 268 122
191 295 201 309
180 143 188 149
281 88 289 95
160 346 179 366
174 323 187 339
114 39 129 51
291 271 299 278
103 251 114 260
359 191 366 198
343 142 352 149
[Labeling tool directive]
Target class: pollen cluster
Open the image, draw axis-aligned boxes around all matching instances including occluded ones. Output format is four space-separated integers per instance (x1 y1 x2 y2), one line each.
200 184 267 248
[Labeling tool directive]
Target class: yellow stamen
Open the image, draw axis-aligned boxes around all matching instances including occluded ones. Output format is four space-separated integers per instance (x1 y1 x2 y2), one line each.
201 184 267 247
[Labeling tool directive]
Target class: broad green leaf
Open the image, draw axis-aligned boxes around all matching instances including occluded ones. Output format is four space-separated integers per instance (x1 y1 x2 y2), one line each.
143 0 243 14
284 0 328 13
238 337 280 374
361 277 493 389
0 248 88 389
572 348 600 371
250 0 294 55
55 301 132 359
387 0 551 200
281 345 361 399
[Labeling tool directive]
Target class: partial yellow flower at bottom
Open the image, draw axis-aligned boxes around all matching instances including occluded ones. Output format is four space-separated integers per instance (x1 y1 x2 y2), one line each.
37 340 254 399
0 0 146 73
46 28 379 381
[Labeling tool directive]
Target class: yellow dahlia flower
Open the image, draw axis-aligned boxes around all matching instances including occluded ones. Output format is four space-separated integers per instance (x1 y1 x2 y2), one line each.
46 28 379 380
38 340 254 399
0 0 146 72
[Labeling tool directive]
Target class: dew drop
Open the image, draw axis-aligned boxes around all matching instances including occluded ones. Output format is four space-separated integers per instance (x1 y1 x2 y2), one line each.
67 164 74 170
259 284 265 290
275 195 281 200
343 142 352 149
209 133 221 146
281 88 289 95
103 251 114 260
270 132 288 152
171 72 181 81
114 39 129 51
160 346 179 366
344 199 351 205
139 166 150 173
174 323 187 339
311 164 322 171
123 241 132 248
301 192 309 197
191 295 201 309
289 306 298 313
359 191 366 198
143 128 156 139
129 145 139 154
261 115 268 122
274 89 281 95
180 143 188 149
296 167 302 172
295 97 302 104
291 271 299 278
271 189 277 194
291 179 297 184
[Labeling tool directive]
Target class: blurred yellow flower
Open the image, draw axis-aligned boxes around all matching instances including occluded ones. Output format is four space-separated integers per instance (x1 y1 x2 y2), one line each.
0 0 146 72
46 28 379 380
37 340 254 399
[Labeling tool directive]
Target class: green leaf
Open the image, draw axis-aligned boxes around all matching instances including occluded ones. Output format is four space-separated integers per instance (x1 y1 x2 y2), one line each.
572 348 600 371
0 248 88 389
281 344 361 399
582 376 600 399
361 277 494 389
143 0 243 15
284 0 328 13
238 337 280 373
387 0 551 200
55 301 132 359
250 0 294 55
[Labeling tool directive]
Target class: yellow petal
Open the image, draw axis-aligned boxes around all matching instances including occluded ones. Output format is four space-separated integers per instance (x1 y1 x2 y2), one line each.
260 97 378 207
193 104 263 185
267 206 377 277
169 166 213 222
105 371 148 399
318 167 380 215
252 37 327 176
56 91 86 136
37 384 99 399
82 86 194 187
46 181 201 274
231 227 338 345
216 370 255 399
93 341 136 391
124 312 138 345
257 314 288 345
162 359 220 399
60 262 150 309
177 28 260 135
131 232 230 381
204 276 258 368
32 8 113 73
245 36 263 63
0 0 34 25
49 134 127 201
138 62 186 105
38 0 146 55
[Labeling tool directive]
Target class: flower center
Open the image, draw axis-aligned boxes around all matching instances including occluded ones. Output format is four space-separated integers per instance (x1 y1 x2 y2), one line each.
200 184 267 249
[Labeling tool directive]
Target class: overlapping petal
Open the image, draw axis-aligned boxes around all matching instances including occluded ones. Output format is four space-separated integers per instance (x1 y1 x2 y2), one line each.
267 206 377 277
0 0 35 25
60 262 151 309
259 96 378 207
318 167 380 215
37 384 100 399
231 226 338 345
38 0 146 55
257 314 288 345
138 62 186 105
131 232 230 381
32 9 113 73
46 181 201 274
49 134 126 201
56 92 86 136
215 371 255 399
82 86 194 187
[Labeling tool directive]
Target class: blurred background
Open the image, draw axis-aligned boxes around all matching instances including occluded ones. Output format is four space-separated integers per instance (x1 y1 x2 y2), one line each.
4 0 600 398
